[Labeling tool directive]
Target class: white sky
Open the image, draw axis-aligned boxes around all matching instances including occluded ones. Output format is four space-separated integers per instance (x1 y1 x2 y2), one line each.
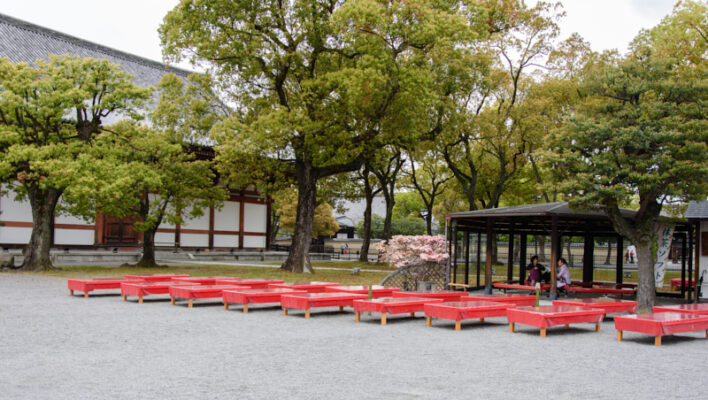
0 0 678 67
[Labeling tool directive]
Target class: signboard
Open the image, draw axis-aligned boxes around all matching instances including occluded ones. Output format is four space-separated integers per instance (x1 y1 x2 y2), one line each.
654 225 673 288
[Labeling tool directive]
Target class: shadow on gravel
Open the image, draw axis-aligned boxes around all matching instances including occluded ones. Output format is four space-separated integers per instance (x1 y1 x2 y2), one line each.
70 293 122 299
621 335 702 346
511 327 601 337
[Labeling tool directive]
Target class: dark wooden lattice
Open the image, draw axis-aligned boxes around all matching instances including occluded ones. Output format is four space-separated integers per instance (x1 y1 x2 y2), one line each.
379 261 447 291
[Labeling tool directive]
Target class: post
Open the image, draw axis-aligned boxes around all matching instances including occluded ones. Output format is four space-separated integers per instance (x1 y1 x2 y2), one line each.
507 224 515 283
616 235 624 284
693 222 700 303
549 215 559 300
476 232 482 288
688 224 694 302
452 226 458 283
485 219 494 294
583 229 594 283
464 231 470 285
519 232 527 285
681 233 687 298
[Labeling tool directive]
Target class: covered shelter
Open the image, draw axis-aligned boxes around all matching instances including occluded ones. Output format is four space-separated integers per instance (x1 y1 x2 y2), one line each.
445 202 698 300
685 200 708 300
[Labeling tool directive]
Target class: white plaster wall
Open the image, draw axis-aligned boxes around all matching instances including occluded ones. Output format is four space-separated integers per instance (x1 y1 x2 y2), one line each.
155 232 176 246
54 229 94 245
0 226 32 244
243 203 266 233
149 194 175 228
242 236 265 248
180 233 208 247
214 202 239 231
181 206 210 230
213 234 238 248
1 186 32 222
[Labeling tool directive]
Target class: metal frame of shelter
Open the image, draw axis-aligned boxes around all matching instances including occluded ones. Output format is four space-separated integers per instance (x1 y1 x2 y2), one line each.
445 202 698 301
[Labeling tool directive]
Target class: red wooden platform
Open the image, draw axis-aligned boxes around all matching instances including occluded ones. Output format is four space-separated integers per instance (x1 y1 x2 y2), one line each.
123 274 190 282
67 278 143 298
566 286 635 295
670 278 696 289
614 312 708 346
222 288 308 312
493 282 551 291
214 278 285 289
268 282 340 293
171 276 239 285
506 306 605 337
280 293 367 318
466 294 536 307
553 298 637 314
353 297 444 325
325 285 400 298
653 303 708 315
120 281 193 303
169 284 249 307
392 290 469 302
424 300 514 331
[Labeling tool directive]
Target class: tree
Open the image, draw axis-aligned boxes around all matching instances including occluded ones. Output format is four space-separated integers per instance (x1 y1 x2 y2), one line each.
354 164 382 262
161 0 467 273
406 151 452 234
548 1 708 311
0 55 149 270
275 189 339 239
371 147 406 242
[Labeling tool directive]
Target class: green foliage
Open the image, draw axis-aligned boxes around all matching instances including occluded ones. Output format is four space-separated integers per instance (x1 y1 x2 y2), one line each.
274 188 339 238
392 192 425 219
357 213 426 238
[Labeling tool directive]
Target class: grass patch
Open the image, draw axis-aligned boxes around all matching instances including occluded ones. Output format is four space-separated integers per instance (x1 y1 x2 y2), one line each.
28 264 390 286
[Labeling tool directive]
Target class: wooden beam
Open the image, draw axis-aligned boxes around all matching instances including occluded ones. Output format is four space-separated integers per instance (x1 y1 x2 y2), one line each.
519 233 527 285
464 231 470 285
476 232 482 287
485 219 493 294
550 215 559 297
616 235 624 284
507 223 515 283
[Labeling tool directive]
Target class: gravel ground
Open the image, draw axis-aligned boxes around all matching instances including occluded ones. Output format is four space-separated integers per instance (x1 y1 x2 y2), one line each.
1 274 706 400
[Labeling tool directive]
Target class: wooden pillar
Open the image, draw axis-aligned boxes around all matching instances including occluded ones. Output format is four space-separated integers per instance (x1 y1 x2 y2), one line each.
688 224 694 302
485 219 494 294
476 232 481 288
452 226 458 283
695 222 700 304
681 233 687 298
616 235 624 284
265 199 272 250
507 224 515 283
519 233 527 284
464 231 470 285
208 207 215 250
549 216 559 298
238 198 245 250
583 228 594 283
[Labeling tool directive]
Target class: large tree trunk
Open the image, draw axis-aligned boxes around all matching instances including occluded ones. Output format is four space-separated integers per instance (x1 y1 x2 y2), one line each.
536 235 546 263
137 228 158 268
359 180 374 263
382 193 394 241
21 186 61 271
604 239 612 265
425 208 433 235
635 240 656 313
282 163 316 273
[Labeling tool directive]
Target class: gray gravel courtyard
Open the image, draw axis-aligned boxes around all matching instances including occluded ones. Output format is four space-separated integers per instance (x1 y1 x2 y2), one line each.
1 274 706 400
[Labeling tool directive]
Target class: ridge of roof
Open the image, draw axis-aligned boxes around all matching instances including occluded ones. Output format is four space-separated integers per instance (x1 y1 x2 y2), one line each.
0 12 193 78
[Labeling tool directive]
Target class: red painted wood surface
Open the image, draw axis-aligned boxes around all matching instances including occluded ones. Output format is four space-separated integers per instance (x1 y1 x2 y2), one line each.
214 278 285 289
392 290 469 302
169 285 250 300
268 282 340 293
325 285 400 298
171 276 239 285
653 304 708 315
121 281 193 298
280 293 367 310
466 294 536 307
614 312 708 336
68 278 143 294
424 300 514 322
566 286 635 295
553 298 638 314
353 297 444 315
670 278 696 289
123 274 190 281
222 288 308 305
506 306 605 329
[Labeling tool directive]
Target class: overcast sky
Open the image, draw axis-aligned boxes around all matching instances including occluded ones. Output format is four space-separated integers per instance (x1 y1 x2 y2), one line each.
0 0 678 69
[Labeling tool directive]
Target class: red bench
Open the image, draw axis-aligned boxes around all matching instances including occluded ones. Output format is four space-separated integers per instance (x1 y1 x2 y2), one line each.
614 312 708 346
171 276 239 285
214 278 285 289
670 278 696 289
123 274 190 281
269 281 340 293
565 286 635 295
424 300 515 331
493 282 551 291
169 284 249 308
392 290 469 302
67 278 143 298
507 305 605 337
553 298 637 315
222 288 308 312
325 285 400 298
120 281 193 303
280 293 367 318
353 297 444 325
653 303 708 315
466 294 536 307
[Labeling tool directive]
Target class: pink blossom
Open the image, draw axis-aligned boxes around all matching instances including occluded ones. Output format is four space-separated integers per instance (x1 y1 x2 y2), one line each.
379 235 449 268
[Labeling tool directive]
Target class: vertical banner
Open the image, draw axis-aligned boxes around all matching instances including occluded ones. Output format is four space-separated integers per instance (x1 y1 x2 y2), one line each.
654 225 674 288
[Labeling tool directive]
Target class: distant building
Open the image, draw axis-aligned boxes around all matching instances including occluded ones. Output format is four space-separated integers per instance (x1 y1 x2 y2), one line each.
331 197 387 240
0 13 269 250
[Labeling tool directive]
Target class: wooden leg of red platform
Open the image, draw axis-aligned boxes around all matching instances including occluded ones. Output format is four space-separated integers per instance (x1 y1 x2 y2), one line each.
655 335 661 346
426 317 432 327
283 308 288 316
595 322 601 332
84 292 89 299
540 328 547 337
69 290 74 296
565 324 570 328
244 303 249 313
381 313 387 326
705 330 707 340
617 331 623 341
188 299 193 308
305 309 310 319
339 306 344 312
509 323 515 333
138 297 143 304
224 303 229 310
455 321 461 331
171 297 175 305
122 295 127 301
410 312 415 317
480 318 485 322
355 312 360 322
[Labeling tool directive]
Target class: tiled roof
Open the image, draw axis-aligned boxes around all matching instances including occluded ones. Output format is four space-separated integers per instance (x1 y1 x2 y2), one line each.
0 12 192 87
686 200 708 220
447 201 637 219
